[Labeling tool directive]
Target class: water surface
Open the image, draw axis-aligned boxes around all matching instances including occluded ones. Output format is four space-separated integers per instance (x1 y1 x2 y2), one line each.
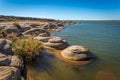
28 21 120 80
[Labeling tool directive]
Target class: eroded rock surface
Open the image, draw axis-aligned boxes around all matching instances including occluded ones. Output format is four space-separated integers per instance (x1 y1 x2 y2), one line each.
61 45 89 61
43 36 68 50
22 28 46 35
34 36 50 42
0 66 21 80
0 39 24 80
0 39 12 55
0 53 11 66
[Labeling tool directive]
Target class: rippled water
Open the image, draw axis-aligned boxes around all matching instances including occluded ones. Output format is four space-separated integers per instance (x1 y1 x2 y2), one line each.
28 21 120 80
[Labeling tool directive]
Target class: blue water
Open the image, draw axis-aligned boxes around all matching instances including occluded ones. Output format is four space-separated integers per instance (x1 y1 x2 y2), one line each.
53 21 120 79
29 21 120 80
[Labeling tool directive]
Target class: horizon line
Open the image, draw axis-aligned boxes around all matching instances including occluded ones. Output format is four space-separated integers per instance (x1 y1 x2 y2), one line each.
0 15 120 21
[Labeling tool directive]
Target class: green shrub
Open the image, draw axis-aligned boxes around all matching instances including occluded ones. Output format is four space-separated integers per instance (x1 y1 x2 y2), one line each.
13 21 21 29
12 39 43 62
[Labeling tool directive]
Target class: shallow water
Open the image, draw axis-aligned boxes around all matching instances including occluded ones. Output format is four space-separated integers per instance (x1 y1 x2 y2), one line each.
28 21 120 80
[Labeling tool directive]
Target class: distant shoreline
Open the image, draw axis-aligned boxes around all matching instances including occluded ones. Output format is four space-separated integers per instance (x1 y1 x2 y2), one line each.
0 15 120 22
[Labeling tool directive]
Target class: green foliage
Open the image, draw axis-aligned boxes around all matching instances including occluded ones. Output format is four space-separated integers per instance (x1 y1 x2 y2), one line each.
13 21 21 29
12 39 43 62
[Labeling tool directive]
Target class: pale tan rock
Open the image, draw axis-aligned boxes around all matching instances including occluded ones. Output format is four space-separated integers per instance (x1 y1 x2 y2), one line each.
0 66 21 80
48 37 63 43
34 36 50 42
43 37 68 50
38 32 50 37
22 28 46 35
0 53 11 66
61 45 89 61
10 56 23 71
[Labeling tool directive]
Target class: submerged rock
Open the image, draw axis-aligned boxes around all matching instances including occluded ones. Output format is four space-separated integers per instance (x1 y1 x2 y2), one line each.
0 66 21 80
61 45 89 61
43 36 68 50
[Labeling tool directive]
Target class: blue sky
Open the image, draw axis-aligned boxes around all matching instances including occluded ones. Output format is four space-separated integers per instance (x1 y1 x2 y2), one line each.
0 0 120 20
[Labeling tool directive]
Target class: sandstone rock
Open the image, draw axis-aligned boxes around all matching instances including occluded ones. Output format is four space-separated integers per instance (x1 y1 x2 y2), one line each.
5 26 19 33
38 32 50 37
49 24 57 29
6 39 13 45
30 24 39 28
43 37 68 50
10 56 23 71
22 28 46 35
0 39 12 55
0 39 6 49
20 26 31 32
0 53 11 66
48 37 64 43
34 36 50 42
61 45 89 61
0 66 21 80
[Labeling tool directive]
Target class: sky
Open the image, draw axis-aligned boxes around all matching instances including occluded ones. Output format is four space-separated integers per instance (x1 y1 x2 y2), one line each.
0 0 120 20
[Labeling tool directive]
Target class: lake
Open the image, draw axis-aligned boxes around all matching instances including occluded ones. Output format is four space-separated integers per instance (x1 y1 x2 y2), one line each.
28 21 120 80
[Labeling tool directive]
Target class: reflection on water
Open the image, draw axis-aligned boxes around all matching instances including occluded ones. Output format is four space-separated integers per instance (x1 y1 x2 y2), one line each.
28 21 120 80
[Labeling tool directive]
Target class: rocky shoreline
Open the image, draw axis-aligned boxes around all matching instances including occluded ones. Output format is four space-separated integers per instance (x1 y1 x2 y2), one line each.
0 21 65 80
0 21 95 80
0 39 24 80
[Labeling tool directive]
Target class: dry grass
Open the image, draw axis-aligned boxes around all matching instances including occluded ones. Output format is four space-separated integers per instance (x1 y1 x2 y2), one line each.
5 32 19 41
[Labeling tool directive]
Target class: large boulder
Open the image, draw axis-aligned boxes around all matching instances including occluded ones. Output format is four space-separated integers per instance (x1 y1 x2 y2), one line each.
61 45 89 61
0 39 12 55
0 66 21 80
43 37 68 50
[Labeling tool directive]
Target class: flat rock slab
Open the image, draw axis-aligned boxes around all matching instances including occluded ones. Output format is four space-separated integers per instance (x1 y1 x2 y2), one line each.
43 37 68 50
0 39 12 55
0 66 21 80
0 53 11 66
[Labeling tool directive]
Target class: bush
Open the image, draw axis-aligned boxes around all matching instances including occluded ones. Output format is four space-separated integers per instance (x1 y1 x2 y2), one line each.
13 21 21 29
12 39 43 62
